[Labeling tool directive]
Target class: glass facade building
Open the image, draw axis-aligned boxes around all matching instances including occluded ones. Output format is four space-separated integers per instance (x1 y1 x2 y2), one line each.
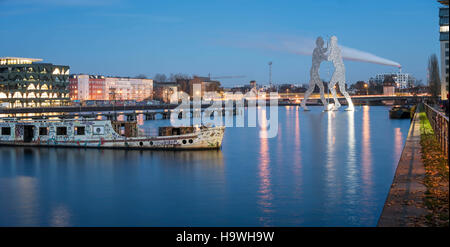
0 57 70 108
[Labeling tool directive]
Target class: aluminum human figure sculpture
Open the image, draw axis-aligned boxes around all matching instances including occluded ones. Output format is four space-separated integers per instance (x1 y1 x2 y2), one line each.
328 36 354 111
301 37 328 111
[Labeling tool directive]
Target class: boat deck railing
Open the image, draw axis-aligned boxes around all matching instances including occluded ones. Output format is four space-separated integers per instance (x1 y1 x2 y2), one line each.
0 117 101 123
423 102 449 156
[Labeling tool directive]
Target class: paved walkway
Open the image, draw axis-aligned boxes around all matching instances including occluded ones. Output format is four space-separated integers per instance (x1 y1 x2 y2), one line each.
377 113 430 227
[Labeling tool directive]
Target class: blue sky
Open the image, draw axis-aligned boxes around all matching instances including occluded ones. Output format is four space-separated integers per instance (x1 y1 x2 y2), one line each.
0 0 442 86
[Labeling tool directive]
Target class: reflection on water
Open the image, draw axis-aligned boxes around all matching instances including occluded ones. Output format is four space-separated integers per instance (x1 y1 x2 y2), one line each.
394 127 403 174
362 106 372 186
257 108 273 226
0 106 410 226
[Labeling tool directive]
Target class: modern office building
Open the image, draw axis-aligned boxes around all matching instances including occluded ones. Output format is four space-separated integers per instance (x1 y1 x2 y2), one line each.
0 57 70 108
69 75 153 102
439 0 449 100
369 72 415 89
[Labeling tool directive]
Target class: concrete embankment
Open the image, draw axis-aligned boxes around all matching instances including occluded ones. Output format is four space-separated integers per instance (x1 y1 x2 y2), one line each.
377 112 429 227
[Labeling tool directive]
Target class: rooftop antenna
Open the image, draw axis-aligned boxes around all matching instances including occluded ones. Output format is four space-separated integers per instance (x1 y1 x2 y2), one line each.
268 61 272 88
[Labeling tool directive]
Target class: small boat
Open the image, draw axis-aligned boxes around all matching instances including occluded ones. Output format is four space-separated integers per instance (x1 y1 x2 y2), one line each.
389 105 411 119
0 118 225 150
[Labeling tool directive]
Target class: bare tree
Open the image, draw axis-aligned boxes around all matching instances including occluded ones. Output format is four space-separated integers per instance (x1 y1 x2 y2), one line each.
428 54 441 103
153 73 167 83
168 73 191 81
134 74 147 79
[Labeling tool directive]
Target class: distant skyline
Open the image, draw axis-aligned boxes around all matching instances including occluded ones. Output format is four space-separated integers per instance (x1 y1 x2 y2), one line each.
0 0 441 86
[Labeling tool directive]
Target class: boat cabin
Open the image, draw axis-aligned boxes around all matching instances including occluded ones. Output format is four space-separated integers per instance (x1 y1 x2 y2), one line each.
111 121 138 137
158 126 195 136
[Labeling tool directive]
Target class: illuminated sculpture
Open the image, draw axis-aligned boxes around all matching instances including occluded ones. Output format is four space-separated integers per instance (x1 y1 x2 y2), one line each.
301 37 328 111
328 36 354 111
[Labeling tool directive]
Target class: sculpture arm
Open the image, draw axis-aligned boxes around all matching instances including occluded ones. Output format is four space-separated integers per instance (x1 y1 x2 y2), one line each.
327 47 334 61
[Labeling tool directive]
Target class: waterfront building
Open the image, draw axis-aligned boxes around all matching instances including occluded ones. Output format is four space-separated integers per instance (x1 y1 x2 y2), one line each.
369 72 415 89
69 75 106 101
152 76 222 102
439 0 449 100
69 75 153 102
383 76 396 96
105 77 153 101
0 57 70 108
188 76 221 97
153 81 180 103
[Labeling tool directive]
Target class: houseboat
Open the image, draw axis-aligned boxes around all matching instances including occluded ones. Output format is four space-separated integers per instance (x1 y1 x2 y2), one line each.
0 118 225 150
389 105 411 119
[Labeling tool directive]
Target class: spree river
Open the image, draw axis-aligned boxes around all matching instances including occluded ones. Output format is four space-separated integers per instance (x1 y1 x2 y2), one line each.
0 106 410 226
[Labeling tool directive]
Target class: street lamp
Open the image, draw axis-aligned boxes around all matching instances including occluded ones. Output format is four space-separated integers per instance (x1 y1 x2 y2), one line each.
364 83 368 95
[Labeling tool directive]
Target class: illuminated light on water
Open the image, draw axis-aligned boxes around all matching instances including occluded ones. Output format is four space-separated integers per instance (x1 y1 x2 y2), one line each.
362 106 373 186
346 111 357 196
326 110 336 187
394 127 403 172
257 108 274 226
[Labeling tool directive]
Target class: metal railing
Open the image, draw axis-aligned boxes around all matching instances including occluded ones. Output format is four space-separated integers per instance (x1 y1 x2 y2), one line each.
424 103 449 156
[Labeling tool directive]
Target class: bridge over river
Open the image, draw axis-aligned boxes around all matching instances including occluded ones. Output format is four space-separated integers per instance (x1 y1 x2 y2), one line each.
0 95 428 120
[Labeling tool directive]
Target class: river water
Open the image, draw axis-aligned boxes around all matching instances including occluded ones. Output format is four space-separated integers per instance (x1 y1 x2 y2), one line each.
0 106 410 226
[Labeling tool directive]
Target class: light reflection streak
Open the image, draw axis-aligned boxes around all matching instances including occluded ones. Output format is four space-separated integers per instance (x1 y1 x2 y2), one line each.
294 107 301 174
292 107 303 222
346 110 357 196
394 127 403 172
326 111 336 179
362 106 372 186
325 110 337 206
258 108 273 226
16 176 39 226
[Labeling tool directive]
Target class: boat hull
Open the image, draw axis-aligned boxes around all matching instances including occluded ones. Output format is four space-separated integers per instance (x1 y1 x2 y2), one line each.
0 119 225 150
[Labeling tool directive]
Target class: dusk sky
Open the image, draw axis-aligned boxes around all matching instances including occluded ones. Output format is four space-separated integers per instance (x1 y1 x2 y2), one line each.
0 0 441 86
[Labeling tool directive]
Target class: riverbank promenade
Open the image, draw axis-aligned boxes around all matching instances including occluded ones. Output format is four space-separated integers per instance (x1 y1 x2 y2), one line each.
378 113 429 226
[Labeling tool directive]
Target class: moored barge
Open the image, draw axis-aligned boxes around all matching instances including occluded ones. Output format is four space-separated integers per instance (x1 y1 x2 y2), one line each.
0 118 225 150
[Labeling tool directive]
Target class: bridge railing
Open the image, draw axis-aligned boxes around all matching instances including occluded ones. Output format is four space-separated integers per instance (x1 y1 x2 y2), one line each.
424 103 449 156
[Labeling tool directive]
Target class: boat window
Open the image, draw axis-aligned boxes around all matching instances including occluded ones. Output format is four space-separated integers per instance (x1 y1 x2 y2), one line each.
93 126 105 135
75 126 85 135
56 127 67 136
39 127 48 136
1 127 11 136
172 128 181 135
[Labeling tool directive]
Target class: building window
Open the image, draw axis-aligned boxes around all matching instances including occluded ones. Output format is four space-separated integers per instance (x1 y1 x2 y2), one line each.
1 127 11 136
56 127 67 135
39 127 48 136
75 126 85 135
